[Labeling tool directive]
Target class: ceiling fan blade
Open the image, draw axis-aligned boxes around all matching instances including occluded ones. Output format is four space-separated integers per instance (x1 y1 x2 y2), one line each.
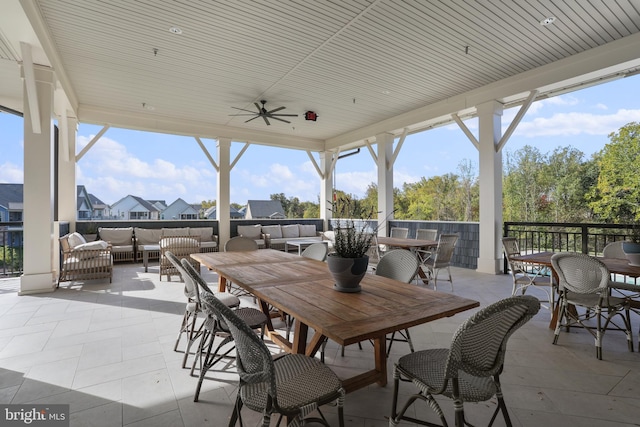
231 107 258 113
229 113 260 116
267 106 286 114
244 116 260 123
254 102 263 113
263 115 270 126
271 113 298 117
270 116 291 124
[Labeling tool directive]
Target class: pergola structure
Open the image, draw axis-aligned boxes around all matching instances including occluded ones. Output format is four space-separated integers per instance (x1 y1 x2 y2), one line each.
2 1 640 294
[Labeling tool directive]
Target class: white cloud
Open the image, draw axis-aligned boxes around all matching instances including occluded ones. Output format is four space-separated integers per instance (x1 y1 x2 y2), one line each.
514 109 640 137
0 162 23 182
335 170 376 196
76 134 217 204
594 103 608 110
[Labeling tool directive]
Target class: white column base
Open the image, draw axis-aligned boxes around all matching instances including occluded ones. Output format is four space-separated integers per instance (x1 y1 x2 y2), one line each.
19 272 56 295
476 257 502 275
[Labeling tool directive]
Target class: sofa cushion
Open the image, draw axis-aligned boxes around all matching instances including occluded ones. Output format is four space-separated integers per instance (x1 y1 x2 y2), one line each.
261 225 282 239
99 227 134 246
238 224 262 239
281 224 300 238
135 227 162 245
190 227 214 242
161 227 190 237
67 232 87 248
298 224 317 237
72 240 109 260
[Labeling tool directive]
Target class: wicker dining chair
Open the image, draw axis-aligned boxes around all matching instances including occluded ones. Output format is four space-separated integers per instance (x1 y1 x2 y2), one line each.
179 259 268 403
416 233 459 291
502 237 554 314
551 252 633 360
416 228 438 241
166 251 240 369
300 242 328 261
200 291 346 427
390 295 540 427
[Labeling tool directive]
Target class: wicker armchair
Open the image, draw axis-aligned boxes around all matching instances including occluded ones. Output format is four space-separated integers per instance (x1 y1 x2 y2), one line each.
551 252 633 360
58 232 113 286
159 235 200 281
199 291 345 426
390 296 540 427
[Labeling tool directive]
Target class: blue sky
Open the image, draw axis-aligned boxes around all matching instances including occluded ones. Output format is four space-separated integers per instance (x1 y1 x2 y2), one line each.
2 74 640 206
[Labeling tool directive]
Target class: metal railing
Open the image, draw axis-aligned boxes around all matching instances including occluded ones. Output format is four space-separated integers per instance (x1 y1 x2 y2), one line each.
0 222 24 277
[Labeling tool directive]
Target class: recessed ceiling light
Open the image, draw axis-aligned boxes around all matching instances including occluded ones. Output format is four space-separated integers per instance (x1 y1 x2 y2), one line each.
540 16 556 26
169 26 182 35
381 90 391 95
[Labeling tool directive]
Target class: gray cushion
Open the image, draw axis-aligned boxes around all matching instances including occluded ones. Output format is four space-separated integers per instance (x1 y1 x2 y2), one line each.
99 227 133 246
135 227 162 245
281 224 299 238
261 225 282 239
298 224 317 237
238 224 262 239
190 227 214 242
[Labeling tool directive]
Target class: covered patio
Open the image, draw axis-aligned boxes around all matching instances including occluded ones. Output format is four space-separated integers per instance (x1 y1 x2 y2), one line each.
2 1 640 294
1 264 639 426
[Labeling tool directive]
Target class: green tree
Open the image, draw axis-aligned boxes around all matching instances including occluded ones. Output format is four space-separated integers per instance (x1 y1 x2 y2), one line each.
589 122 640 222
503 145 549 222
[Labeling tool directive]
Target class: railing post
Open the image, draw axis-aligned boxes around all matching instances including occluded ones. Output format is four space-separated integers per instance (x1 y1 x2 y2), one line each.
581 225 589 254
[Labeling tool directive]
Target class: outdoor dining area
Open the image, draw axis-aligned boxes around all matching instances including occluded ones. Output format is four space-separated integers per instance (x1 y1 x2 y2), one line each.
2 232 640 427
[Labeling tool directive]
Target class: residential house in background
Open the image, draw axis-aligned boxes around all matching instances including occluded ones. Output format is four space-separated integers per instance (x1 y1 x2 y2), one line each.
110 195 160 220
161 198 198 220
88 193 109 219
0 184 23 223
244 200 286 220
204 205 244 219
148 200 167 212
76 185 93 219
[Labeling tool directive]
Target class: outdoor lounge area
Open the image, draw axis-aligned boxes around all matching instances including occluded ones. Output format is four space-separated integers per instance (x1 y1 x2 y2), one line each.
1 263 640 427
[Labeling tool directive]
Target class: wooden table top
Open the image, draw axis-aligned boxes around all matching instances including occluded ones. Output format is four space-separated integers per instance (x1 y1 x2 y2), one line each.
191 249 300 268
376 236 437 249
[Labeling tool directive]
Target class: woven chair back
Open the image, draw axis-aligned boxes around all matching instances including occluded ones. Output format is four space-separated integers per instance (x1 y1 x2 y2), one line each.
375 249 419 283
301 243 328 261
416 228 437 241
390 227 409 239
200 292 276 395
551 252 610 295
603 241 628 260
166 251 199 300
180 258 213 295
433 234 459 267
445 295 540 378
225 236 259 252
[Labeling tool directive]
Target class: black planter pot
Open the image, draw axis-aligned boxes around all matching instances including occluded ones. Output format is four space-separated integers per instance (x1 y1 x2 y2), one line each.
327 254 369 293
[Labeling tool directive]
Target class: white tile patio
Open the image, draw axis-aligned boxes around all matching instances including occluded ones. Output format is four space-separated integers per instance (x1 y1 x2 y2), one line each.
1 263 639 426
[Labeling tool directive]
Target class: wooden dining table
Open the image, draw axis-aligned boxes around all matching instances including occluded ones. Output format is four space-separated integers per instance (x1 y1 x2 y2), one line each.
191 249 479 393
511 251 640 329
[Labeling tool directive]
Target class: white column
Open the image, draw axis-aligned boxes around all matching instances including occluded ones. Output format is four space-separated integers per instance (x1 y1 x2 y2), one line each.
476 100 504 274
320 151 333 230
58 115 77 226
376 132 394 235
217 138 232 247
20 65 56 294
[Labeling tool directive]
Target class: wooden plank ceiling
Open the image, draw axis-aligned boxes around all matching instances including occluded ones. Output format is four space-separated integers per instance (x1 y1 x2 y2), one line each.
4 0 640 150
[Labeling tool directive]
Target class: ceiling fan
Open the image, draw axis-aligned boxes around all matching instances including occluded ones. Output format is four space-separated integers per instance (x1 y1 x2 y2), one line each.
229 100 298 125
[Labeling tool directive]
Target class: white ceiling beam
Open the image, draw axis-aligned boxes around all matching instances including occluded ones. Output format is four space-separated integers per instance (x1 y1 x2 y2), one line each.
325 31 640 150
230 142 250 170
306 151 324 179
79 104 325 152
76 125 109 162
452 113 479 150
20 42 40 134
497 90 538 152
194 137 219 172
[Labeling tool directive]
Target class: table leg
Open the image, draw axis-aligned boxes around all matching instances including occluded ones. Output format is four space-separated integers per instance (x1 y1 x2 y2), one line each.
217 276 226 292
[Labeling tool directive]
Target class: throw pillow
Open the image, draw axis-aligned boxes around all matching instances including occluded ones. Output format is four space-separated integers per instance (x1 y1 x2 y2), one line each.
67 232 87 248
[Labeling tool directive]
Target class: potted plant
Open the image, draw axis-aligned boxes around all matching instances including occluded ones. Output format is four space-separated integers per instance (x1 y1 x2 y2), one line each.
326 197 377 292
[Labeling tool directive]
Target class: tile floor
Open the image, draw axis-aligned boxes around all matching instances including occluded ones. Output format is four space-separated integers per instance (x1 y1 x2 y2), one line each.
1 263 640 426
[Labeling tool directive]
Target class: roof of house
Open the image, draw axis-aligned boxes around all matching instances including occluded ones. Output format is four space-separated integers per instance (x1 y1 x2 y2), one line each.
88 193 107 207
0 183 23 209
246 200 285 219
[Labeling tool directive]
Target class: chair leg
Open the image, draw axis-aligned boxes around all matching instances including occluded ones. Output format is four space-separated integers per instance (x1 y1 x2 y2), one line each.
553 301 566 345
